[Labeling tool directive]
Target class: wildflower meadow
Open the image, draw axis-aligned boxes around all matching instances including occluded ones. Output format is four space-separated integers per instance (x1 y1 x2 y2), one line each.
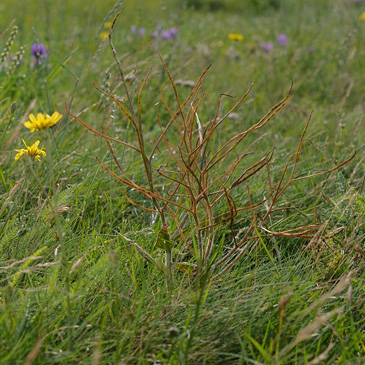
0 0 364 363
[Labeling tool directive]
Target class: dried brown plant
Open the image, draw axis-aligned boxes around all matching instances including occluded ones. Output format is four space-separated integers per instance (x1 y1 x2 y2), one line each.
66 12 354 288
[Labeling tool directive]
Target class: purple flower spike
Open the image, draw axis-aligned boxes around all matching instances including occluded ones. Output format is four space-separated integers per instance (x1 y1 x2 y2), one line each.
138 27 145 36
277 34 288 45
263 42 273 52
31 43 48 68
306 46 314 53
31 43 48 58
130 25 137 33
151 31 159 39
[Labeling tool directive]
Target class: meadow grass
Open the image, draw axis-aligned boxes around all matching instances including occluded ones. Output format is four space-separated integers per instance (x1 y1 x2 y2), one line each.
0 0 364 363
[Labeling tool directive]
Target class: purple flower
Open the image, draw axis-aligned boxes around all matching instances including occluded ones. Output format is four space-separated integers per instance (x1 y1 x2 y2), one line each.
263 42 273 52
31 43 37 56
130 25 137 33
138 27 146 36
277 34 288 46
161 30 172 40
306 46 314 53
161 28 178 41
31 43 48 58
169 28 178 38
31 43 48 68
151 31 159 39
38 44 48 56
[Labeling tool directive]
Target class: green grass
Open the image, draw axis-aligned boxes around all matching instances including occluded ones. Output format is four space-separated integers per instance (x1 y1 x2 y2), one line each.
0 0 364 363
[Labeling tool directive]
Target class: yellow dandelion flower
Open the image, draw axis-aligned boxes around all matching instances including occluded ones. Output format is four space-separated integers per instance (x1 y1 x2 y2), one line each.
99 32 109 40
228 33 244 41
24 112 62 132
14 140 46 162
104 21 113 29
360 11 365 21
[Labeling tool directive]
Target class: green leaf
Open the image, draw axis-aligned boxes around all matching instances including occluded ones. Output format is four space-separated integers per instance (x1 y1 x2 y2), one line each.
0 165 6 190
155 226 174 251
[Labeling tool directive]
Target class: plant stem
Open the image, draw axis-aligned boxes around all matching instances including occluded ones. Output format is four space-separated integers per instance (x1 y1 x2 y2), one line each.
166 248 173 290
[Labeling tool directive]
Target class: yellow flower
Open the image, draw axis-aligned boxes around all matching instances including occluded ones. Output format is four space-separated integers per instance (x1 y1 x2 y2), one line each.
360 11 365 21
228 33 244 41
24 112 62 132
99 32 109 40
14 140 46 162
104 21 113 29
